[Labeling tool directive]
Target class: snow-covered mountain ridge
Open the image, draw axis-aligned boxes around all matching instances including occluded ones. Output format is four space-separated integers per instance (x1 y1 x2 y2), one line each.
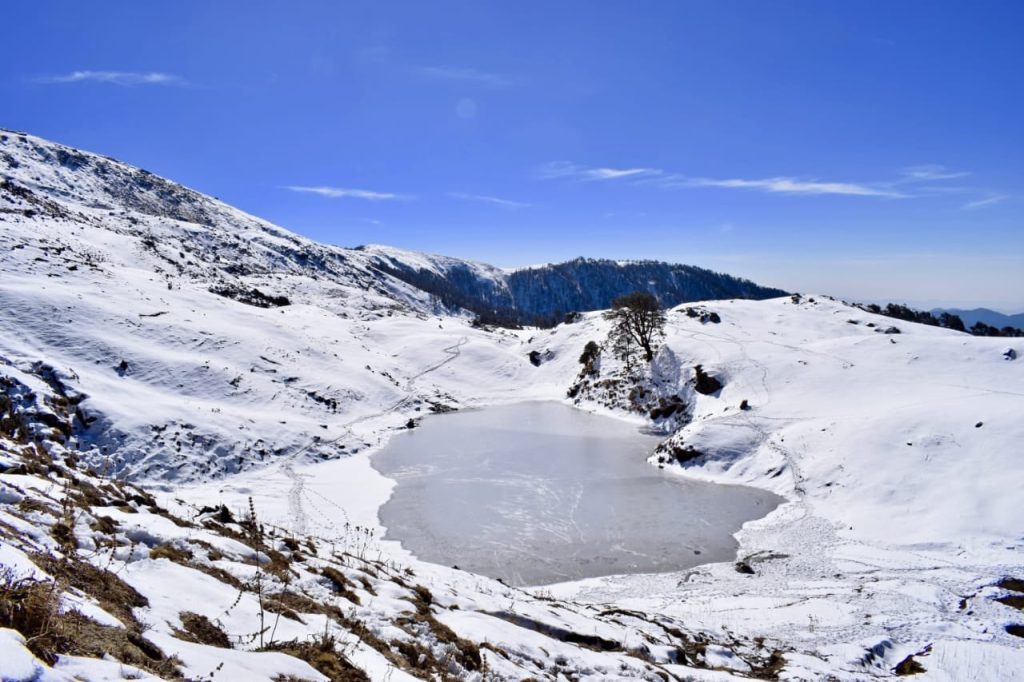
2 130 1023 680
358 246 787 327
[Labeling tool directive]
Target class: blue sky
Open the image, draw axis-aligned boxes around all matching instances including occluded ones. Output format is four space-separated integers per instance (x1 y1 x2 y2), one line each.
3 1 1022 310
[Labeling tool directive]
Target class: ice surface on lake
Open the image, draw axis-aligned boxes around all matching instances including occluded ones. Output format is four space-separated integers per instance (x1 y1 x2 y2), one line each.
374 402 782 585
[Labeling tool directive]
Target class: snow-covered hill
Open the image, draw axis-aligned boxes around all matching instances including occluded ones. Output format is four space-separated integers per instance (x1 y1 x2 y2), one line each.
1 130 1023 680
356 244 787 327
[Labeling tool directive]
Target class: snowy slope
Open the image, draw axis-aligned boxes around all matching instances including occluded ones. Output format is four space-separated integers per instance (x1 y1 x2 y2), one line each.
2 130 1023 680
351 243 510 290
0 129 523 480
541 297 1024 679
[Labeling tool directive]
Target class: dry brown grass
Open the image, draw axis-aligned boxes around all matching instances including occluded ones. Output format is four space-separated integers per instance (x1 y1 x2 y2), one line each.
175 611 232 649
89 514 119 535
262 547 296 581
16 497 56 517
149 542 194 563
357 575 376 596
263 632 370 681
0 568 66 664
321 566 361 605
60 611 182 678
50 521 77 549
31 552 148 627
894 654 927 675
0 567 180 677
397 582 483 673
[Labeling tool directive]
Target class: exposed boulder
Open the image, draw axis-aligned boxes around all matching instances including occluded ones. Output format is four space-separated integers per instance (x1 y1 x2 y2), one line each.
528 349 554 367
693 365 723 395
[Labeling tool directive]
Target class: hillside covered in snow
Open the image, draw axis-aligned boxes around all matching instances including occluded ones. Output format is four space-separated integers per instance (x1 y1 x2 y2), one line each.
1 130 1023 680
361 245 787 327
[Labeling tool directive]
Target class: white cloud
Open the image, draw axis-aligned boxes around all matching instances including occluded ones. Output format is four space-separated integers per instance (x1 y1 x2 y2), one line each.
587 167 656 180
962 194 1008 210
538 161 999 199
414 66 519 88
536 161 660 182
901 164 970 181
538 162 896 196
286 186 407 201
37 71 188 86
449 192 530 209
674 175 906 198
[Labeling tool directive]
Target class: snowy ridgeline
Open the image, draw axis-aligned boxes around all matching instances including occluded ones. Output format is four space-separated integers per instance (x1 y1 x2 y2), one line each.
1 130 1023 680
360 245 788 327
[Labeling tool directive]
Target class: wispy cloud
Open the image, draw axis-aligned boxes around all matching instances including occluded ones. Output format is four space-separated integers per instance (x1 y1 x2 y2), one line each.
962 194 1008 210
667 175 907 198
900 164 970 182
586 167 658 180
285 186 407 201
414 66 519 88
540 162 902 197
36 70 188 86
538 160 1008 202
449 192 531 209
536 161 660 182
891 167 1007 208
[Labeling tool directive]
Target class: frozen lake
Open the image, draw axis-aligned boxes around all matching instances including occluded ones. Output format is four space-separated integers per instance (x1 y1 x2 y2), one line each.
373 402 782 586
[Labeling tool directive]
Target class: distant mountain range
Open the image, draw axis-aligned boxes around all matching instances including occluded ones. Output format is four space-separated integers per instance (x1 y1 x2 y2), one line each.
359 246 788 326
931 307 1024 330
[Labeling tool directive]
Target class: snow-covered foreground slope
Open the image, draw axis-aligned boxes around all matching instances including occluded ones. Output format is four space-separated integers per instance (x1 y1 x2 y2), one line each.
544 298 1024 679
1 130 1023 680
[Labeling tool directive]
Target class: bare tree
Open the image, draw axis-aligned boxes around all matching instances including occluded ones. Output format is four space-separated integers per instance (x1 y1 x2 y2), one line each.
604 291 666 362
